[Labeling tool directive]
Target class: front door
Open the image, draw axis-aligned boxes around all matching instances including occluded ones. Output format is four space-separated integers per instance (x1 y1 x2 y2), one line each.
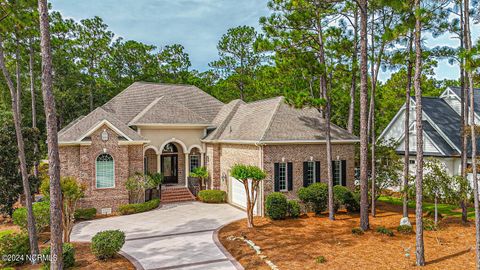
162 155 178 184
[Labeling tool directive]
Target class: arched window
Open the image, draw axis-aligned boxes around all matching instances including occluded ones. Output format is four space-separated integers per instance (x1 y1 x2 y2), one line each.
163 143 178 153
96 154 114 188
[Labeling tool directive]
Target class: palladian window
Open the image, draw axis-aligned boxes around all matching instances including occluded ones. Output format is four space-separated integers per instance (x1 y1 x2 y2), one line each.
96 154 114 188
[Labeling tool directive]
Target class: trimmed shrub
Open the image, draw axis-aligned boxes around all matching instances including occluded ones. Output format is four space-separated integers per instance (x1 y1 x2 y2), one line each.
13 201 50 233
74 208 97 220
298 183 327 215
91 230 126 260
118 199 160 215
423 218 437 231
397 225 413 234
287 200 301 218
344 191 361 213
42 243 75 269
0 233 30 266
351 227 364 235
333 185 351 212
376 226 394 237
198 190 226 203
265 192 288 220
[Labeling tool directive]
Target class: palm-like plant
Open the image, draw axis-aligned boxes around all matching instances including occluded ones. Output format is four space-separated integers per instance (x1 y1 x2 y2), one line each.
190 167 209 190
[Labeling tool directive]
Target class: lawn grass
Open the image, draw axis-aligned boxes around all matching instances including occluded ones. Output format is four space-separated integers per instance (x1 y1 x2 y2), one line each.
378 195 475 219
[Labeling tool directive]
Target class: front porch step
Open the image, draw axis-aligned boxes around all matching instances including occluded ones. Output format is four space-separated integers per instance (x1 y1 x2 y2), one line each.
161 186 195 203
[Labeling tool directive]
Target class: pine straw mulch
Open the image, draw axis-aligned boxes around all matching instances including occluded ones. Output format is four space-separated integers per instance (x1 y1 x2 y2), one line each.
219 202 476 270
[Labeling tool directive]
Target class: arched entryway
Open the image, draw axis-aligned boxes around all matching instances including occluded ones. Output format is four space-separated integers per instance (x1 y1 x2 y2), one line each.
144 148 158 174
161 143 182 184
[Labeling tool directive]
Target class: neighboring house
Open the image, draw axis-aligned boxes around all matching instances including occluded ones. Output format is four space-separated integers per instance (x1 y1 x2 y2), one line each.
58 82 358 215
379 86 480 179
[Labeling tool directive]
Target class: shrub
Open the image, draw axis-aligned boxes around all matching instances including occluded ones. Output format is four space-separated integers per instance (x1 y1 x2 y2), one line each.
12 201 50 233
344 191 361 213
315 255 326 264
118 199 160 215
333 185 351 212
0 233 30 266
198 190 226 203
423 218 437 231
287 200 301 218
265 192 288 220
91 230 126 260
351 227 364 235
42 243 75 269
74 208 97 220
298 183 327 215
376 226 394 237
397 225 413 234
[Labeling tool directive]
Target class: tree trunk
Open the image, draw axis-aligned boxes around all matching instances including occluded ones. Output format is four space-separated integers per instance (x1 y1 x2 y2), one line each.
370 13 376 217
358 0 369 231
347 7 359 134
459 0 469 225
434 196 438 226
15 32 21 118
464 0 480 268
403 33 414 218
413 0 425 265
0 35 40 263
316 14 334 221
243 180 253 228
38 0 64 268
29 38 39 179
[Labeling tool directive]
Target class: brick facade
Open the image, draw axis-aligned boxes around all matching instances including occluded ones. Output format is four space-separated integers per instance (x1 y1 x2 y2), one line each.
59 125 143 212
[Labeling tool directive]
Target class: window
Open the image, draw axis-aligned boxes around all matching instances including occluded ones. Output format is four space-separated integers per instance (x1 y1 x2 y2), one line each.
332 160 342 186
96 154 114 188
409 160 416 165
190 155 200 173
279 163 287 191
306 161 315 185
163 143 178 153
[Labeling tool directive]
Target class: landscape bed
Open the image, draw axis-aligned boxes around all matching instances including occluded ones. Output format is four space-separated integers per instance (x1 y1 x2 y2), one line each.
219 202 476 270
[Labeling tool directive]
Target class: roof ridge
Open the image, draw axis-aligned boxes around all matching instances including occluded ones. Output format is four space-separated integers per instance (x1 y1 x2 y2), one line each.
133 81 197 87
128 96 164 125
259 97 284 142
210 100 245 140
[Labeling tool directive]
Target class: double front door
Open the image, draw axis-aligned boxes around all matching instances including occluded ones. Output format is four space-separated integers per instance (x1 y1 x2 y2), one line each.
161 154 178 184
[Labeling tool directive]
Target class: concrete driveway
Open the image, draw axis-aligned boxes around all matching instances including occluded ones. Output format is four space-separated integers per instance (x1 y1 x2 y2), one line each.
71 202 245 270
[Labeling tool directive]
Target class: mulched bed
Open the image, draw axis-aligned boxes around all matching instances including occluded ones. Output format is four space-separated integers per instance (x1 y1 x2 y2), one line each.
219 202 476 270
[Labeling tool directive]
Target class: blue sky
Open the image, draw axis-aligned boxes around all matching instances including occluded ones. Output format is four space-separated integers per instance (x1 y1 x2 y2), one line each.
50 0 478 82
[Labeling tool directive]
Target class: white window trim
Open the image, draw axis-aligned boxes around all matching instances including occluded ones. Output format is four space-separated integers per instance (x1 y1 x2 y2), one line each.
306 161 316 185
189 154 200 173
279 162 288 192
333 161 342 186
95 154 115 189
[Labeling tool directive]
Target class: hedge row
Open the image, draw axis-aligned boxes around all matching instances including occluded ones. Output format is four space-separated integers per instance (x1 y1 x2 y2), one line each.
198 190 226 203
118 199 160 215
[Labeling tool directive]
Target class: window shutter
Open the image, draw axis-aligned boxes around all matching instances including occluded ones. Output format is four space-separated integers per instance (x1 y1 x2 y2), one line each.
341 160 347 186
331 161 335 184
274 163 280 192
287 162 293 191
303 162 308 187
315 161 321 183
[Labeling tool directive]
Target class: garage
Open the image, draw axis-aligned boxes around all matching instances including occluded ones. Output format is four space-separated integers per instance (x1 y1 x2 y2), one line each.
229 177 259 215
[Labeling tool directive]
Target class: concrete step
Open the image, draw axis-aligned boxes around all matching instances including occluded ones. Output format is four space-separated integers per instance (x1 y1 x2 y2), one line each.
161 186 195 203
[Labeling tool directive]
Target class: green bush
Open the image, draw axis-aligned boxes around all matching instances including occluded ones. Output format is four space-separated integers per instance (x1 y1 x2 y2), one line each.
344 191 361 213
0 233 30 266
12 201 50 233
423 218 437 231
42 243 75 269
287 200 301 218
333 185 351 212
198 190 226 203
298 183 327 215
265 192 288 220
351 227 364 235
315 255 326 264
397 225 413 234
376 226 394 237
118 199 160 215
91 230 125 260
74 208 97 220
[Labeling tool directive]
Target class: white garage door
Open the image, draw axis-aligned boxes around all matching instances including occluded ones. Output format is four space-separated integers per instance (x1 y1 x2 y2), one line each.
230 177 258 215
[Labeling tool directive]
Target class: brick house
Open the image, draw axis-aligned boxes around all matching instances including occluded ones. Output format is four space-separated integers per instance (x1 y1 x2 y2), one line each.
58 82 358 215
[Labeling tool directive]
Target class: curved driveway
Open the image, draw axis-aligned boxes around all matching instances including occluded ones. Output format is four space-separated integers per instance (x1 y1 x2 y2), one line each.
71 202 245 270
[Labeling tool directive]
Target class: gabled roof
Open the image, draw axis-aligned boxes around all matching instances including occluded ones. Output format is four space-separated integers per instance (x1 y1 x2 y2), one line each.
58 107 146 143
129 96 210 125
422 121 456 156
449 86 480 115
102 82 224 124
204 97 358 143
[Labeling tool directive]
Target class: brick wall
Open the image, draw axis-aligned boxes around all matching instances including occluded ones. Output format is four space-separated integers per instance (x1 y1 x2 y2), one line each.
59 125 144 212
262 144 356 200
218 144 261 192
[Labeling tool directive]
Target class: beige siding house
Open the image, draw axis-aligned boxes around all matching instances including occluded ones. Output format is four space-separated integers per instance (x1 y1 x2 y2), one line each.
58 82 358 215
